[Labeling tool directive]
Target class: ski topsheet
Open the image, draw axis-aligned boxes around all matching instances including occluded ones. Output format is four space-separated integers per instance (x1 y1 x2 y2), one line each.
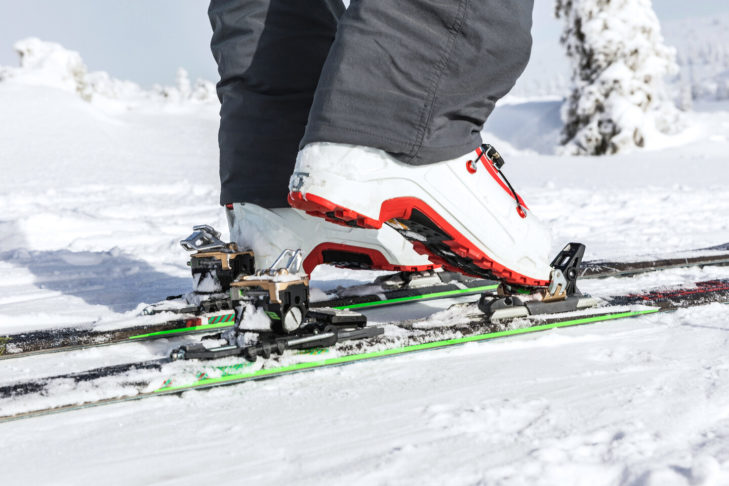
2 244 729 360
577 242 729 279
2 278 729 423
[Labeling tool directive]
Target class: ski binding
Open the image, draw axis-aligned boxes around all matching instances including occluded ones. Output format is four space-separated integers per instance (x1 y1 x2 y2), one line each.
478 243 600 321
171 249 384 362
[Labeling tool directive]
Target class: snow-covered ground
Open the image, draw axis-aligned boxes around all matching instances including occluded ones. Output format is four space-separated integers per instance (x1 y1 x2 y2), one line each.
1 41 729 485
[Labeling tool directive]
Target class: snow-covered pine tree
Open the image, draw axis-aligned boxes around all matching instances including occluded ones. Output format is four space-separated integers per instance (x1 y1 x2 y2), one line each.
555 0 681 155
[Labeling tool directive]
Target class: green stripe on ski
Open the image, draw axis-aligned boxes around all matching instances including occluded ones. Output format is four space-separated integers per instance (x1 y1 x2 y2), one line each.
155 308 659 393
333 284 498 310
136 284 483 339
128 321 235 340
129 286 494 341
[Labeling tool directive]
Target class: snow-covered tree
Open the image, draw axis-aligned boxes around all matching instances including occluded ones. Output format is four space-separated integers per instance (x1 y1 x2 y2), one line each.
555 0 681 155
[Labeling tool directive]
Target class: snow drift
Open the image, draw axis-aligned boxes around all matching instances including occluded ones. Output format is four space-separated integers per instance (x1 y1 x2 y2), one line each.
0 37 218 111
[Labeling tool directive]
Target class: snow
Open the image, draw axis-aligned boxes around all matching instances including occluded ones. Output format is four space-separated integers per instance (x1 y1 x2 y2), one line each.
667 14 729 103
2 39 729 484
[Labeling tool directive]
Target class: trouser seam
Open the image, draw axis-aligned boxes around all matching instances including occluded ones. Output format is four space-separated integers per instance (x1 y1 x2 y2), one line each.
310 121 418 147
408 0 471 162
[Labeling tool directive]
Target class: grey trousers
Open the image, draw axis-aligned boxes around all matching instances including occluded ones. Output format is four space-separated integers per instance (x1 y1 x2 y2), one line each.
209 0 534 208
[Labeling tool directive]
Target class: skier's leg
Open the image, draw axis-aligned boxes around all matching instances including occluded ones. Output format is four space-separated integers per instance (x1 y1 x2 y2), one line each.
208 0 432 272
209 0 344 208
300 0 535 164
289 0 556 287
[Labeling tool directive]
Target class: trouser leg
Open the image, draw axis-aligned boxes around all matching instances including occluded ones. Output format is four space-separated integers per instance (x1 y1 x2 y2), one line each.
301 0 534 165
209 0 344 208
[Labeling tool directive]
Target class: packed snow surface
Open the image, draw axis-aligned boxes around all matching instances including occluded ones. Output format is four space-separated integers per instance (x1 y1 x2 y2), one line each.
1 40 729 485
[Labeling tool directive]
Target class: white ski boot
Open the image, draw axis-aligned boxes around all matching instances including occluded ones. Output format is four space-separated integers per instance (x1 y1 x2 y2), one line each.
226 202 435 275
288 142 553 287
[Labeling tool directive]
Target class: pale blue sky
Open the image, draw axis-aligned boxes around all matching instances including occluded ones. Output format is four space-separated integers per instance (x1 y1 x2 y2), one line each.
0 1 727 86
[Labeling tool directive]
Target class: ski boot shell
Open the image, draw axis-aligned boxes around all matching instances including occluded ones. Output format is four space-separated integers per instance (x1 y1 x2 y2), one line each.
288 142 553 287
226 202 435 274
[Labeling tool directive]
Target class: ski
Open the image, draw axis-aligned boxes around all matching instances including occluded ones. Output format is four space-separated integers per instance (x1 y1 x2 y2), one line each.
0 274 490 360
147 241 729 315
3 243 729 360
577 241 729 279
0 312 237 360
2 277 728 423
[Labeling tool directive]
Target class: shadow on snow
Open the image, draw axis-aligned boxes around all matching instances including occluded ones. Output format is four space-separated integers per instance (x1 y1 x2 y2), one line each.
0 247 189 314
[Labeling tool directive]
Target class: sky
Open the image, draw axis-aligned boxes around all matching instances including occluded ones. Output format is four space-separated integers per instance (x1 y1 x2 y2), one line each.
0 0 214 86
0 0 728 87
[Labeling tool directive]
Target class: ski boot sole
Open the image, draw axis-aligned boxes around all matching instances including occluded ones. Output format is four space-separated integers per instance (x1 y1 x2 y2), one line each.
289 191 549 287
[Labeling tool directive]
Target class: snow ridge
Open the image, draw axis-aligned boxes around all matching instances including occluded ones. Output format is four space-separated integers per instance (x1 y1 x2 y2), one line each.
0 38 217 112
